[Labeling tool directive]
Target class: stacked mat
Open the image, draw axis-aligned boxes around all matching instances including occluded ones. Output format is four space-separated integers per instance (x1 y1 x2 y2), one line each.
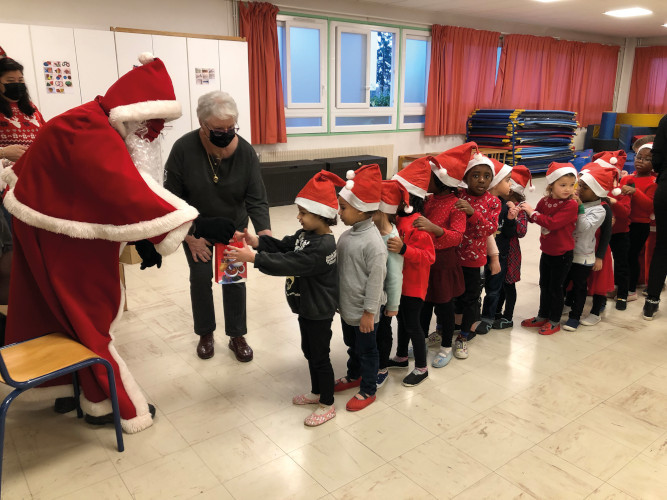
466 109 578 173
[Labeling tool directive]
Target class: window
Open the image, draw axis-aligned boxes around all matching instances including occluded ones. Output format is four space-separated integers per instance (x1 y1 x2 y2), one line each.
400 30 430 129
277 16 327 133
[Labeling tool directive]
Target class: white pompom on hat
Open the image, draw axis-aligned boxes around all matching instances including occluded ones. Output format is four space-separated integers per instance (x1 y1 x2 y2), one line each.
338 163 383 212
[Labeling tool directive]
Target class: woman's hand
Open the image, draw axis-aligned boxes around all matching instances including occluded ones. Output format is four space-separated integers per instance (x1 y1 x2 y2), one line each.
225 239 255 263
185 235 212 263
387 236 404 253
455 199 474 216
412 215 442 236
0 145 27 162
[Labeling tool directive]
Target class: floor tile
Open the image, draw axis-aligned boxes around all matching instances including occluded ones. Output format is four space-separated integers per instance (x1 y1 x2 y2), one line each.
331 464 433 499
608 454 667 499
436 372 516 412
452 473 533 500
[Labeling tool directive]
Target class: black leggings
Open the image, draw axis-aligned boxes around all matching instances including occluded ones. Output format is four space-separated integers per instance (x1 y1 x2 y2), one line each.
538 251 573 324
421 301 455 348
298 317 334 406
564 263 593 321
496 282 518 320
609 232 630 299
648 181 667 300
628 222 650 293
455 266 483 334
396 296 426 368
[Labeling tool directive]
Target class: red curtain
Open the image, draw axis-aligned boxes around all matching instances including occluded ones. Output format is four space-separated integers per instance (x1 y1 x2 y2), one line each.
493 34 619 126
627 46 667 113
425 26 500 136
238 2 286 144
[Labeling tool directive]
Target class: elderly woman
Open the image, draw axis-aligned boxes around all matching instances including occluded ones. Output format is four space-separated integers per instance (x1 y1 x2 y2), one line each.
165 91 271 361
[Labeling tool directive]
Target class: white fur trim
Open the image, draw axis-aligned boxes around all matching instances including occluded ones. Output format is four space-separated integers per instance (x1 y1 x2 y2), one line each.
378 200 398 214
579 171 608 197
79 394 154 433
612 187 622 196
80 394 112 416
594 158 615 170
391 174 427 199
638 143 653 153
465 155 494 176
294 197 338 219
0 165 17 187
339 187 379 212
546 166 577 185
489 164 513 189
346 179 354 190
509 179 525 196
138 52 155 64
108 101 182 138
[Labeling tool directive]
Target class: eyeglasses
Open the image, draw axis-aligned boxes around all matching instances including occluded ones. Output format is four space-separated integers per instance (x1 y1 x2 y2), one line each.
204 123 239 134
635 155 652 163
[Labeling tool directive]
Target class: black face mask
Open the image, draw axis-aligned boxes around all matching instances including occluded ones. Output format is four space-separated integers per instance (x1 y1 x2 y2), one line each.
2 82 27 101
209 129 236 148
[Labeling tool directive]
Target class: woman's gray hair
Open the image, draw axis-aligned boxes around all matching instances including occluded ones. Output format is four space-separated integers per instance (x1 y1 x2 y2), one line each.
197 91 239 123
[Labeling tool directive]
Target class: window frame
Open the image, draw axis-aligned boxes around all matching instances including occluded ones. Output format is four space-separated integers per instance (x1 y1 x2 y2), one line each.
399 29 431 130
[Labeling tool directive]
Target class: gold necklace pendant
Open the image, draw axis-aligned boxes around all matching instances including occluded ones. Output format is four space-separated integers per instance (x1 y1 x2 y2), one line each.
213 174 219 183
206 153 221 185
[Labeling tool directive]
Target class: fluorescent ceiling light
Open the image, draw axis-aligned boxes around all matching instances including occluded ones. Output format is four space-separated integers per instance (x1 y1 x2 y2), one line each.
663 23 667 27
604 7 653 18
533 0 560 3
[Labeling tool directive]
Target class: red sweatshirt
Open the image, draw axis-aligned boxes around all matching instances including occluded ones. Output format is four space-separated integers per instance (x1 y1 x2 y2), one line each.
529 197 579 256
620 174 657 223
457 190 501 268
423 192 466 250
396 213 436 300
609 193 631 234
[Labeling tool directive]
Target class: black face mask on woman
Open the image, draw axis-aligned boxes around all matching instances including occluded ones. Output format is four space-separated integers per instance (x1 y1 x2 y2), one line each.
209 128 236 148
2 82 27 101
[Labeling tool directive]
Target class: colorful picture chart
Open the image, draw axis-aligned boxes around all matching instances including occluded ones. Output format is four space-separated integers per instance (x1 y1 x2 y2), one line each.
195 67 216 85
43 61 75 94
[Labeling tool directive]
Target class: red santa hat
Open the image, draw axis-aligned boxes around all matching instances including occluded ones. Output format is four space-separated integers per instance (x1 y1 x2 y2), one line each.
465 152 495 178
379 179 412 214
294 170 346 219
579 163 621 197
0 46 6 59
637 142 653 153
509 165 534 196
392 156 431 199
593 150 627 171
98 53 181 138
545 161 577 185
428 142 479 188
339 163 383 211
488 158 513 189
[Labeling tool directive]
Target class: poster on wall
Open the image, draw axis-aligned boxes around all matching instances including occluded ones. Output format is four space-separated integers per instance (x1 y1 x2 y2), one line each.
43 61 75 94
195 67 215 85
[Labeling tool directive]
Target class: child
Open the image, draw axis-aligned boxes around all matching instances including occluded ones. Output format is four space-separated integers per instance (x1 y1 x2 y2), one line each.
374 180 405 388
417 144 469 368
225 170 344 426
561 164 616 331
495 165 531 329
520 162 579 335
621 143 657 301
453 151 501 357
334 164 387 411
385 157 436 386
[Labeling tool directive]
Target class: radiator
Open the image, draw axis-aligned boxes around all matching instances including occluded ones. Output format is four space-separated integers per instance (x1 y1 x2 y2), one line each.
258 144 394 165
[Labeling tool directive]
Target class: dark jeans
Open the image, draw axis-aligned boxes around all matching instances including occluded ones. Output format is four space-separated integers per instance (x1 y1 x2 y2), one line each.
421 300 455 348
538 251 573 324
590 294 606 316
628 222 650 293
648 181 667 300
298 317 334 406
609 232 630 299
497 283 517 320
376 307 393 370
455 266 483 334
183 242 247 337
481 256 508 322
341 319 378 397
564 263 593 321
396 296 426 368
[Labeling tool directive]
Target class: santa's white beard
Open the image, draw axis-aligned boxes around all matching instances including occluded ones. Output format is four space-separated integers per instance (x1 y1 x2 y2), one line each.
124 122 164 185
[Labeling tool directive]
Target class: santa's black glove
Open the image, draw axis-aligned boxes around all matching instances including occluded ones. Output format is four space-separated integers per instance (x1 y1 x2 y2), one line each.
192 216 236 244
134 240 162 270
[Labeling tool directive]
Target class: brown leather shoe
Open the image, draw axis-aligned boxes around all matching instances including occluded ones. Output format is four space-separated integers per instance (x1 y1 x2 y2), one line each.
197 333 214 359
228 335 253 362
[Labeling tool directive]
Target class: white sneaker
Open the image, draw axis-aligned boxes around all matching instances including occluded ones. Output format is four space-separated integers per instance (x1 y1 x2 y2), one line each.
627 292 638 302
454 336 468 359
580 314 601 326
427 330 442 346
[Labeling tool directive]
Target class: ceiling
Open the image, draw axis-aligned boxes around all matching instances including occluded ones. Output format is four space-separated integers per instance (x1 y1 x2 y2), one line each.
357 0 667 39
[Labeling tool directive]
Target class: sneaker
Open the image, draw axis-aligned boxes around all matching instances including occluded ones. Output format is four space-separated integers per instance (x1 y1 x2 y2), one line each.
466 331 477 342
304 404 336 426
562 318 579 332
473 321 492 335
427 330 442 346
333 376 360 392
643 299 659 321
453 336 468 359
616 298 627 311
402 368 429 387
346 393 376 412
580 314 601 326
521 317 548 328
492 317 513 329
376 370 389 388
642 290 648 297
538 322 561 336
292 393 320 405
627 292 638 302
431 349 453 368
387 357 409 369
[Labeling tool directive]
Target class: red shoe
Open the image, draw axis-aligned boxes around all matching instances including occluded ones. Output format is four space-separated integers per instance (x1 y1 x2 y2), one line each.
334 376 361 392
346 393 376 411
521 317 548 328
538 323 560 335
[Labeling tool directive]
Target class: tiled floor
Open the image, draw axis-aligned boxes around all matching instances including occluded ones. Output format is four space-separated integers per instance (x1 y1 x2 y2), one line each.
2 175 667 499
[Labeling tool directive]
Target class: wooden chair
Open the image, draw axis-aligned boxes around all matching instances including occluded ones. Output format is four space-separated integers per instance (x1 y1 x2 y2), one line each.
0 332 124 491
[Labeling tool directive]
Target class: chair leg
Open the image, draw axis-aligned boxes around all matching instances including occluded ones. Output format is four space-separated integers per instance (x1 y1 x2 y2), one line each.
99 360 124 453
0 389 23 493
72 371 83 419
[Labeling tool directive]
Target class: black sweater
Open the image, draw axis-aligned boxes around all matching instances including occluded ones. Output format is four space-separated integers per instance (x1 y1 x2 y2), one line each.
653 114 667 184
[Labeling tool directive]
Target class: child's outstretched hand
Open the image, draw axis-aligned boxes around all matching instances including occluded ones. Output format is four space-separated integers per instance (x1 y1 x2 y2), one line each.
233 227 259 248
387 235 404 253
519 202 534 216
360 311 375 333
455 199 474 216
225 239 256 263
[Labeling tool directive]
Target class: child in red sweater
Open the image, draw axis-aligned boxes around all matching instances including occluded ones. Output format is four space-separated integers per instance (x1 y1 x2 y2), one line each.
387 158 436 386
520 162 579 335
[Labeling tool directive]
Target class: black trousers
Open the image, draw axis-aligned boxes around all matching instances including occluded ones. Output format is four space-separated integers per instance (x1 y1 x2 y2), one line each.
628 222 650 293
497 282 518 321
609 232 630 299
648 181 667 300
590 294 607 316
538 251 573 324
183 243 247 337
396 295 426 368
298 317 334 406
564 263 593 321
421 301 455 348
376 308 393 370
455 266 483 334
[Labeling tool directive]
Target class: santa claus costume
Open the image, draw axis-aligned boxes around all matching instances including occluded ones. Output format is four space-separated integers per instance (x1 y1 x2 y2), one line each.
0 54 198 433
